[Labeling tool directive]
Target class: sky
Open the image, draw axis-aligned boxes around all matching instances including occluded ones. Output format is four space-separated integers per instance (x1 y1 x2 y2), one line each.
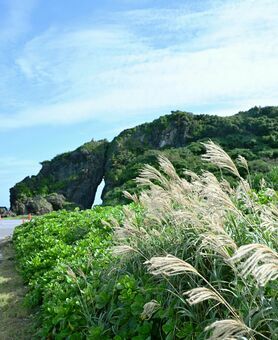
0 0 277 207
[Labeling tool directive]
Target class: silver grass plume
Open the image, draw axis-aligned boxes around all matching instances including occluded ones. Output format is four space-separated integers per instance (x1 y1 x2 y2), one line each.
230 243 278 286
122 206 148 237
220 178 234 194
123 190 139 203
158 155 180 181
145 254 199 276
260 204 278 232
237 155 249 172
141 300 160 320
136 164 170 189
184 287 225 305
102 216 120 229
205 319 251 339
235 179 254 210
111 245 136 256
139 189 173 225
184 169 200 181
202 141 241 178
114 227 132 240
260 178 266 189
200 181 240 216
114 224 147 240
112 207 146 240
264 188 277 199
201 231 238 259
66 267 77 281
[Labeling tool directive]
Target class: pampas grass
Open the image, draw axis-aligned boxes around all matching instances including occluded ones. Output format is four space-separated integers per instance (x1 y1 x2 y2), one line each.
237 154 249 172
205 319 251 339
145 255 199 276
230 243 278 286
201 231 238 259
112 141 277 339
184 287 225 306
201 140 241 178
260 204 278 232
111 245 136 256
141 300 160 320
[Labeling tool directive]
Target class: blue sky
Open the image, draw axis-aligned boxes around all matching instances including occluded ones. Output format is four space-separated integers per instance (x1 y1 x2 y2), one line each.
0 0 277 207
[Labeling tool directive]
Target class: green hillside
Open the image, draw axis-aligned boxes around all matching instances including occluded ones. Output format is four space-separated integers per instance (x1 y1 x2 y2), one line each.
103 106 278 204
10 106 278 214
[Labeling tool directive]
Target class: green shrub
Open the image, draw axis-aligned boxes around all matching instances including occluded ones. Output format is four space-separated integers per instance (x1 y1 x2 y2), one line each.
13 207 123 337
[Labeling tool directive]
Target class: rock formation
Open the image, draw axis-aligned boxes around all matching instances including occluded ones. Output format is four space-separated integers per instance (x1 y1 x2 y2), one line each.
10 140 109 214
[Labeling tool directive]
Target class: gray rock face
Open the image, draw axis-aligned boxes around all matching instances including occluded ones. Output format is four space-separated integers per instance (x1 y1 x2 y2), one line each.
45 193 66 210
0 207 15 218
12 194 68 215
0 207 8 215
24 197 53 215
10 140 109 215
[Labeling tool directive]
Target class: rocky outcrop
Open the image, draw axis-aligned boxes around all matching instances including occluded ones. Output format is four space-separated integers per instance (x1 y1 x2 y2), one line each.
10 106 278 214
11 194 70 215
13 196 53 215
0 207 16 218
0 207 8 215
10 140 109 215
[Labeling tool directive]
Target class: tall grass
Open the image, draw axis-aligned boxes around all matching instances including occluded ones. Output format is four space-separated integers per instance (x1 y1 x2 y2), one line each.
113 141 278 339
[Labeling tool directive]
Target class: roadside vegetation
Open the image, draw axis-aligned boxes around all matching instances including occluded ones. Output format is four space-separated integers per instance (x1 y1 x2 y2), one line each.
13 142 277 339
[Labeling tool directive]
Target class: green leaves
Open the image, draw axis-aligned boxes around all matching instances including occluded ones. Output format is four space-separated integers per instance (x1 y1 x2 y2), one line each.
12 206 122 338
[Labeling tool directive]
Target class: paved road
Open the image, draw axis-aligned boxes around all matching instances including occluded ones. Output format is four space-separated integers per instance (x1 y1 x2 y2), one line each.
0 220 22 239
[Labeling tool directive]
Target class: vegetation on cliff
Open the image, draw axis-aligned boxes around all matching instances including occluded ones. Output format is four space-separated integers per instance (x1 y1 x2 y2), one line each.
103 106 278 204
13 143 278 339
10 106 277 214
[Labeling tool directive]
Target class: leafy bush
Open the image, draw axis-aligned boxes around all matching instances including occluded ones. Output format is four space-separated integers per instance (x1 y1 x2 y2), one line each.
13 206 123 337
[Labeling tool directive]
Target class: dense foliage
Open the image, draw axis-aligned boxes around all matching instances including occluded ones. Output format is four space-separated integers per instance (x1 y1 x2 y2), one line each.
13 206 123 338
103 106 278 204
13 143 277 339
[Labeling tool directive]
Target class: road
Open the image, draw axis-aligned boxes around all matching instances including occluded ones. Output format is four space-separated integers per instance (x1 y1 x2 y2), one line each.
0 220 22 239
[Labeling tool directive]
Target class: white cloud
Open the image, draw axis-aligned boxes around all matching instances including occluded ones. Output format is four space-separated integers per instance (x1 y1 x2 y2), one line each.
0 0 277 129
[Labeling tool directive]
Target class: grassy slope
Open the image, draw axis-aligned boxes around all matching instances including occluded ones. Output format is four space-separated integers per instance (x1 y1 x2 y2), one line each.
0 238 34 339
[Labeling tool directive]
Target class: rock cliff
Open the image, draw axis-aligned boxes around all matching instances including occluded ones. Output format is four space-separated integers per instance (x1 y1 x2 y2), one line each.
10 106 278 214
10 140 108 214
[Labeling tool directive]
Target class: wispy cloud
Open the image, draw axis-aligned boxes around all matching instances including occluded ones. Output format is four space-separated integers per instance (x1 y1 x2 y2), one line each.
0 0 277 129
